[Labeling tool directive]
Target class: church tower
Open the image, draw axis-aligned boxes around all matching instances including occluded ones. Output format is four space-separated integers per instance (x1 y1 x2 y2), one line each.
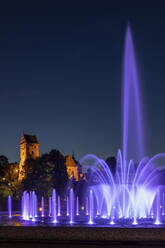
18 133 39 181
65 155 79 181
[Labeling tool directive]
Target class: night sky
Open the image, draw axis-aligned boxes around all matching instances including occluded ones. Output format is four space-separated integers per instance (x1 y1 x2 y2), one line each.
0 1 165 162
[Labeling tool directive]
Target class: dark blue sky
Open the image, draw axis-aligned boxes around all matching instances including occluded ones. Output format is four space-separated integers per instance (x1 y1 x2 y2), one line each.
0 1 165 162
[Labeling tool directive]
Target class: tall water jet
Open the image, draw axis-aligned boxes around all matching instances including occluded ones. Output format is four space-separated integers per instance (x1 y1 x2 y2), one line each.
162 193 165 216
22 191 30 220
52 189 57 223
76 196 79 216
57 195 61 216
29 191 32 218
32 191 36 221
8 195 12 218
123 25 144 163
41 197 44 217
26 192 30 220
155 189 161 225
88 190 94 224
69 189 74 224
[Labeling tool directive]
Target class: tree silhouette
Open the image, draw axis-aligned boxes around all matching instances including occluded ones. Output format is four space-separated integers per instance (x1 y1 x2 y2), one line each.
22 149 68 199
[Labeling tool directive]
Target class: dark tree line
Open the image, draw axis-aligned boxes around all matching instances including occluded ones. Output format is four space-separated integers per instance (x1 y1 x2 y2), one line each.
0 155 20 198
0 151 116 207
22 149 68 199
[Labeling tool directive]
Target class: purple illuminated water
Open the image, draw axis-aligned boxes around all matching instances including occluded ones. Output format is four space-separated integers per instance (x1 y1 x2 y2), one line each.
32 191 36 220
21 191 37 221
52 189 57 223
76 196 79 216
29 192 32 218
41 197 44 217
123 26 144 163
57 195 61 216
69 189 74 224
8 195 12 218
88 190 94 224
155 190 161 225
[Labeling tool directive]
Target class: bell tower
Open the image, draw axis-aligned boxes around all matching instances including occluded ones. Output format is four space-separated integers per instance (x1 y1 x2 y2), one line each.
18 133 39 181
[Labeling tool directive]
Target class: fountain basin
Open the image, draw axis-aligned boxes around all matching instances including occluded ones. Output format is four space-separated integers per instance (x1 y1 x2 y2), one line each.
0 224 165 244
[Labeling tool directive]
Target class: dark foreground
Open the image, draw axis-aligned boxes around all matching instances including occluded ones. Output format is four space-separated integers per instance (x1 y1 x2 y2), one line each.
0 226 165 247
1 241 165 248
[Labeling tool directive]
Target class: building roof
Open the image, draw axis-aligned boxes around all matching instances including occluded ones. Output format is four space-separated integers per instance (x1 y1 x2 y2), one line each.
65 155 77 167
21 133 39 144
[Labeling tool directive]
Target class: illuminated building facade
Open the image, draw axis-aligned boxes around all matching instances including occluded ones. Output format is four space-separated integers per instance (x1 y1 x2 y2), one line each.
18 133 79 181
18 133 39 181
65 155 79 181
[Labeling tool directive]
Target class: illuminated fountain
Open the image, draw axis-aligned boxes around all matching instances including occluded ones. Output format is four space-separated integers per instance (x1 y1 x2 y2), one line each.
79 25 165 225
21 191 37 221
5 25 165 227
